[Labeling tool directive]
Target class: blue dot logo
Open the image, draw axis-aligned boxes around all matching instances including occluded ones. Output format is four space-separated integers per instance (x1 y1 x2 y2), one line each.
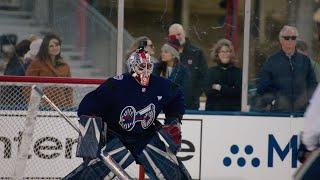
251 157 260 167
245 145 253 155
237 157 246 167
223 157 232 167
230 144 239 154
223 144 260 167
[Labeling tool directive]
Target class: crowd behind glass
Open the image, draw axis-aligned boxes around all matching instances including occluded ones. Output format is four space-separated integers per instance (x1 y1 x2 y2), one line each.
0 24 319 114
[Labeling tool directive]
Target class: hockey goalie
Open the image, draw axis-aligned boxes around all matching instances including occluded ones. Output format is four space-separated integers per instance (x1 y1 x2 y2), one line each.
64 47 191 180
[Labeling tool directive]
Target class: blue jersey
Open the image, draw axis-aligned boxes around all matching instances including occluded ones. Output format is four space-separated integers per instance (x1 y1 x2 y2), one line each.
78 73 185 157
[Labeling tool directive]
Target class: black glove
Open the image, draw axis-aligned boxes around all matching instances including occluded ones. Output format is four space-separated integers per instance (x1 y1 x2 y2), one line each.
298 141 311 163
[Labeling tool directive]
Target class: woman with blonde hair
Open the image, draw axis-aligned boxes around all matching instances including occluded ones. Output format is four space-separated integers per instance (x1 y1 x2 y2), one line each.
203 38 242 111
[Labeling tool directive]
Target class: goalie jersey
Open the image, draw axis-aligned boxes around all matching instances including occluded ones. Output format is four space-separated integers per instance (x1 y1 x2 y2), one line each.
78 73 185 157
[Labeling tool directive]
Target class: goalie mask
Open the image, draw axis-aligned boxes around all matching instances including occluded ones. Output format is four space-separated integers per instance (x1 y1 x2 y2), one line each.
127 50 153 86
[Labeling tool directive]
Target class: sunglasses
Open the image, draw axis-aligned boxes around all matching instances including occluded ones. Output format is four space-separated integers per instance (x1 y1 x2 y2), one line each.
282 36 297 41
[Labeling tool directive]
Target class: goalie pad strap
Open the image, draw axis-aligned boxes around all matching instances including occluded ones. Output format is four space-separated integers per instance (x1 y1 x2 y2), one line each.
64 137 135 180
136 134 192 180
76 115 105 158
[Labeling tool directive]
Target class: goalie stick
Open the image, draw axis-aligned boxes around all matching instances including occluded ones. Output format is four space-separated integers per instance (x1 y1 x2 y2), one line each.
32 85 133 180
33 85 85 135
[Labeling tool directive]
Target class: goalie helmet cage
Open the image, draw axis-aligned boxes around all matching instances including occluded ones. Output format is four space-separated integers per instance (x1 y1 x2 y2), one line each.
0 75 145 180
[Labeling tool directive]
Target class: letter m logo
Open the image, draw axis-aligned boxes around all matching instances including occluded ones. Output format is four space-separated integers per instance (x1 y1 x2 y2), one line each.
268 134 298 168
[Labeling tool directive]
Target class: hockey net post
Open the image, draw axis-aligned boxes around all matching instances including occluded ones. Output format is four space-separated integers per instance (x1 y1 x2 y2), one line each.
13 85 42 179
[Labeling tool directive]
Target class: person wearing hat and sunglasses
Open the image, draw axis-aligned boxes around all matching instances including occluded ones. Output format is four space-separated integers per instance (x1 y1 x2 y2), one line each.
257 25 317 113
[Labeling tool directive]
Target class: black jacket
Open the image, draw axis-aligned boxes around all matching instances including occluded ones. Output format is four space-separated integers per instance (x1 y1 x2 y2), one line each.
1 56 28 110
153 62 190 97
203 63 242 111
4 55 26 76
180 40 208 110
257 50 317 113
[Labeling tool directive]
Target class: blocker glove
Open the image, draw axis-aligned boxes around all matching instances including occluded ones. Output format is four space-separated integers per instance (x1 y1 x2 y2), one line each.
162 123 181 146
159 120 182 154
297 132 312 163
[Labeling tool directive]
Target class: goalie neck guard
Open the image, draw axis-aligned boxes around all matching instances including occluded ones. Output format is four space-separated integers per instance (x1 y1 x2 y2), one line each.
127 49 153 86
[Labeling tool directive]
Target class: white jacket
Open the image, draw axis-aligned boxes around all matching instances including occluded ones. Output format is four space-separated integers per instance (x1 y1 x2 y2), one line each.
302 83 320 151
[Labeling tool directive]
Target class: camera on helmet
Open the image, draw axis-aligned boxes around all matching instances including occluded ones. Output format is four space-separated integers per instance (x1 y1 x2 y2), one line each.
137 40 148 52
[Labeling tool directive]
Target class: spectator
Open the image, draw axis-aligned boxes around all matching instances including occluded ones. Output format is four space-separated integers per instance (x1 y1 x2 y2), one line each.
257 25 317 113
0 34 17 57
26 34 70 77
4 39 30 76
203 39 242 111
169 23 208 110
153 35 190 96
125 36 158 63
0 39 31 110
0 34 17 73
25 33 73 110
296 39 320 83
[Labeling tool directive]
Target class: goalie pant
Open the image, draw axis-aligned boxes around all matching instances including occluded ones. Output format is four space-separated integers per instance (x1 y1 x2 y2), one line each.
63 133 191 180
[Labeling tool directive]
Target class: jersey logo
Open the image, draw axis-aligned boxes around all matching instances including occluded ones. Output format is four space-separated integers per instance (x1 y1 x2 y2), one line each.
119 103 156 131
113 74 123 80
157 96 162 101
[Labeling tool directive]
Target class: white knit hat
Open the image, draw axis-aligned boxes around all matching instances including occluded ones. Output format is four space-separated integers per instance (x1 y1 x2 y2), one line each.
24 39 42 59
161 43 180 60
